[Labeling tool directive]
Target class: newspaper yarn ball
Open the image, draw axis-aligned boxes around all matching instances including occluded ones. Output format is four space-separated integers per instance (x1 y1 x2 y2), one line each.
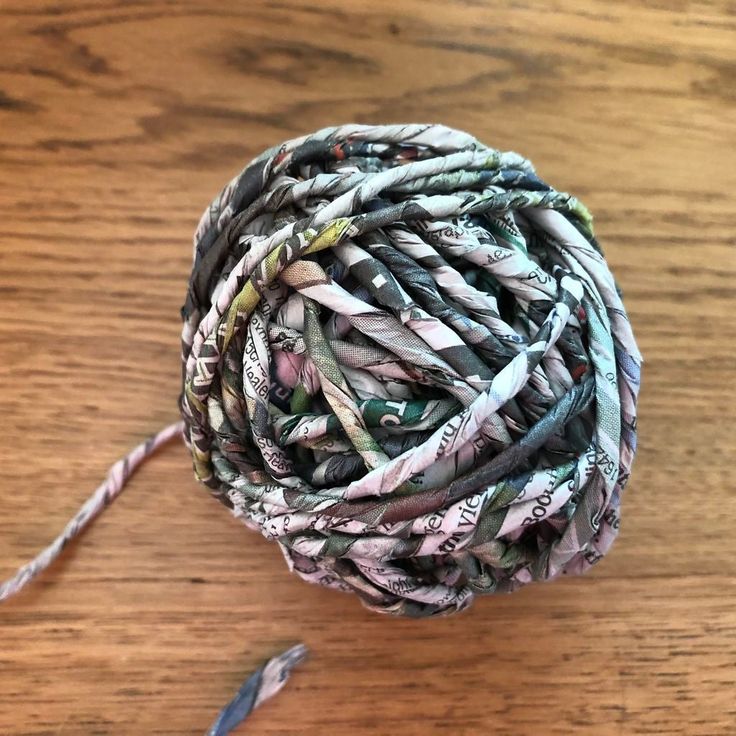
179 124 641 616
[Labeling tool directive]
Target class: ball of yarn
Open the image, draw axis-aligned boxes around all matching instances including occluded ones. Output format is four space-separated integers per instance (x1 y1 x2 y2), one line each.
179 124 641 616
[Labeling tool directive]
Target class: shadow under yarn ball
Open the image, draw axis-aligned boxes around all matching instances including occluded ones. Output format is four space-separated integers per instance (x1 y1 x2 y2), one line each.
180 124 642 617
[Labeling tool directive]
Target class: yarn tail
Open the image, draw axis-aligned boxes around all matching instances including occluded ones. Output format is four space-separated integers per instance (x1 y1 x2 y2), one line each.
0 422 309 732
0 420 185 602
206 644 308 736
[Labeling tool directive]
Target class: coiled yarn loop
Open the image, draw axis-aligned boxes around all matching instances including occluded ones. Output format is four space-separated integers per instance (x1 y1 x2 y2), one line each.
180 124 641 616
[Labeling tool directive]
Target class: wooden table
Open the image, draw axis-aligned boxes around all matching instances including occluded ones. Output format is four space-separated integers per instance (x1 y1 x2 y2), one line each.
1 1 734 734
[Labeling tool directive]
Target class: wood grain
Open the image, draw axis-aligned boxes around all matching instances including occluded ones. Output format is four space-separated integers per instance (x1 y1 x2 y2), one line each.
1 1 735 734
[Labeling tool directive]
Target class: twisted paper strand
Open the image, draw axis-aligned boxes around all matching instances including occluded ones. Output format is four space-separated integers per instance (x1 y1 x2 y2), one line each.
0 421 184 603
0 423 305 734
